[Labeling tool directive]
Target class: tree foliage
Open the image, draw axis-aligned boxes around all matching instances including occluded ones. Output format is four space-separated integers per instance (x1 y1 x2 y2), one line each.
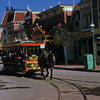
50 26 80 46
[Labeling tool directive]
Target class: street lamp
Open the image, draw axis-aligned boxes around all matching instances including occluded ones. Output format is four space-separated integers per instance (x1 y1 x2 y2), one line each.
90 23 96 69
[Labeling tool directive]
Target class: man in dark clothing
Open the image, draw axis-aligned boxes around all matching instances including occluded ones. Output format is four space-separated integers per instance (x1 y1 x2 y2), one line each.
47 50 55 79
43 50 49 77
38 54 45 79
38 50 55 80
38 50 49 79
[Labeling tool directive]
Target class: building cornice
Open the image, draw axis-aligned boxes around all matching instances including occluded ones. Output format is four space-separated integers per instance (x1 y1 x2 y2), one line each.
0 21 24 27
38 4 73 16
80 3 91 9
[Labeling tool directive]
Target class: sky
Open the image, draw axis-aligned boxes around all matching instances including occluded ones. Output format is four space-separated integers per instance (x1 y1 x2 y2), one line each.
0 0 81 24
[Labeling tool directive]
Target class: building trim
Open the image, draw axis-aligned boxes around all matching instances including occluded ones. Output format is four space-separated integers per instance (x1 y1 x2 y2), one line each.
80 3 91 9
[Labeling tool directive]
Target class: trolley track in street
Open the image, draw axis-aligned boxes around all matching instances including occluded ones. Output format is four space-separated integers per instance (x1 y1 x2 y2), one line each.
0 70 88 100
45 77 87 100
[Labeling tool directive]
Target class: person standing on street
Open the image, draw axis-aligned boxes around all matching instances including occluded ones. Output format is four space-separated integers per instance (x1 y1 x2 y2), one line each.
43 50 49 77
47 50 55 80
38 53 45 79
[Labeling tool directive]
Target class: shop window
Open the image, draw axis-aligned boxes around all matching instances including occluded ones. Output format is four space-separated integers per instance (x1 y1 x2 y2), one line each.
8 27 12 32
3 30 6 35
97 44 100 56
4 39 7 45
83 13 90 29
78 45 82 56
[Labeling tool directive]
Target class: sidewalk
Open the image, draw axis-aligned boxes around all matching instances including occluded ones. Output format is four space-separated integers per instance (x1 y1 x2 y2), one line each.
54 65 100 72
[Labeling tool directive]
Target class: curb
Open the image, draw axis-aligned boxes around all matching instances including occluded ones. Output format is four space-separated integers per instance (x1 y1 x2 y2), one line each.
54 67 100 73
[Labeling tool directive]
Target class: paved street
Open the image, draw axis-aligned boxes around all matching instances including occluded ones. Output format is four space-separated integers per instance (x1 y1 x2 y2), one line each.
0 63 58 100
0 63 100 100
0 71 58 100
54 67 100 100
0 0 100 99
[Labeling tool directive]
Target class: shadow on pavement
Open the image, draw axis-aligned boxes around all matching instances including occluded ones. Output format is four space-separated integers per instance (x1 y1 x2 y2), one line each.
0 70 43 80
0 70 24 77
0 86 30 90
80 86 100 96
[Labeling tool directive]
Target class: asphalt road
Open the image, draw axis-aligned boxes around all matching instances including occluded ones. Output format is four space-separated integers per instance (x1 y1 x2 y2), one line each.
54 69 100 100
0 71 58 100
0 63 100 100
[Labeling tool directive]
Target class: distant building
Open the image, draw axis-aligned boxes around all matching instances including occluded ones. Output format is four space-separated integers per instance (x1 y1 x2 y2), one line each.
0 7 39 46
16 6 40 41
1 7 25 46
70 3 81 64
37 4 73 33
37 4 74 64
80 0 100 64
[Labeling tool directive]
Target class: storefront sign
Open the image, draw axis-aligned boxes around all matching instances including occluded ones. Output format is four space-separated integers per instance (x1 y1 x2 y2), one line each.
40 44 45 49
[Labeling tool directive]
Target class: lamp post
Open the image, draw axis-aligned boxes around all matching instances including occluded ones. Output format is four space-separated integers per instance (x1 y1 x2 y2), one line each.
90 23 96 69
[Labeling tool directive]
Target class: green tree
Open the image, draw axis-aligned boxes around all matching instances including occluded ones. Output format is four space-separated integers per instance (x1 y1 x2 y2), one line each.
50 25 80 65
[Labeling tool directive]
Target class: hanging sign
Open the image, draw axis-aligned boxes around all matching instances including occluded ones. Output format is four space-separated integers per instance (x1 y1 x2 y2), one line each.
40 44 45 49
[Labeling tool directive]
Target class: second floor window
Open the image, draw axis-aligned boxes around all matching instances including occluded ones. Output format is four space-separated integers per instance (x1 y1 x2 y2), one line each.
83 13 91 29
8 27 12 32
3 30 6 35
